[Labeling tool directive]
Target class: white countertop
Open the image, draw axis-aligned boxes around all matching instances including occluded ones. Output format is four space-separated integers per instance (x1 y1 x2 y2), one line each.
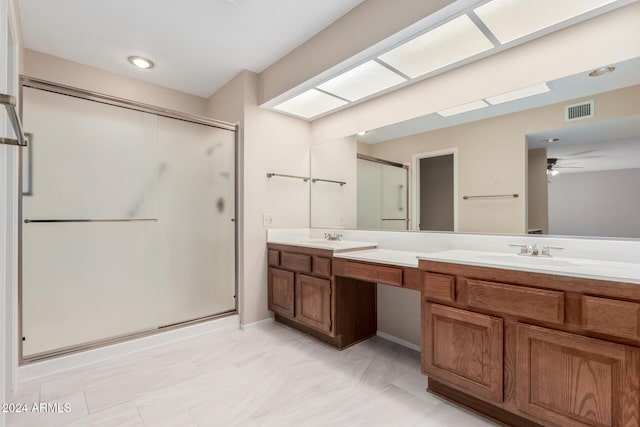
268 237 377 253
333 248 430 268
267 229 640 284
418 249 640 284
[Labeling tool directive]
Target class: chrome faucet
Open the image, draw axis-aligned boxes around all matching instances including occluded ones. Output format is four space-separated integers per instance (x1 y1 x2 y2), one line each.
324 233 343 241
509 243 563 257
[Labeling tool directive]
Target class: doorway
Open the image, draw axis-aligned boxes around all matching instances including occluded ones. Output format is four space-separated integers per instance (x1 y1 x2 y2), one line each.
411 149 457 231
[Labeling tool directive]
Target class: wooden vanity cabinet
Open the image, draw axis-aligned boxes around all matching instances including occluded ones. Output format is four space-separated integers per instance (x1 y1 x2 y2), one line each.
423 303 503 402
267 244 376 349
295 274 332 333
420 260 640 427
516 324 640 427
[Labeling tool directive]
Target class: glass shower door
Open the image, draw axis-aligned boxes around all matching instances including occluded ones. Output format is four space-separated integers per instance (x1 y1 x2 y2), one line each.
157 117 236 325
21 85 237 359
21 87 159 357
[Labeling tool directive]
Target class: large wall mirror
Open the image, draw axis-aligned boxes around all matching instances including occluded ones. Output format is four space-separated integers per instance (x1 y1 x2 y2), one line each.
310 56 640 239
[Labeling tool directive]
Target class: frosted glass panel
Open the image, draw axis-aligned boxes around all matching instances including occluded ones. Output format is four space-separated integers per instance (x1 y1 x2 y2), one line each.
381 164 408 229
21 86 236 358
22 222 157 356
157 117 236 325
357 158 382 229
357 159 408 230
22 87 158 219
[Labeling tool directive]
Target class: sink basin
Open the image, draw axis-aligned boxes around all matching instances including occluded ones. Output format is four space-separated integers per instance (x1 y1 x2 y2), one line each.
304 238 343 244
479 254 577 268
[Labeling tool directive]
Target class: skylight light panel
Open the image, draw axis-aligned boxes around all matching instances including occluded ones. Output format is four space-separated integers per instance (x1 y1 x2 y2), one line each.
474 0 618 44
378 14 494 79
273 89 347 119
437 100 489 117
485 82 550 105
317 60 407 102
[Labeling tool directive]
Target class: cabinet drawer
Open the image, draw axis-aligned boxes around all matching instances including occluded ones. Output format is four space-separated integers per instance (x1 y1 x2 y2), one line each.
268 249 280 266
281 252 312 273
342 260 402 287
313 256 332 277
423 272 455 303
466 279 564 325
582 295 640 340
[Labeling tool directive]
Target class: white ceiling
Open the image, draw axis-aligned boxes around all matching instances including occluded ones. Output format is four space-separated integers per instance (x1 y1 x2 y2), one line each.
359 56 640 144
18 0 364 98
527 115 640 173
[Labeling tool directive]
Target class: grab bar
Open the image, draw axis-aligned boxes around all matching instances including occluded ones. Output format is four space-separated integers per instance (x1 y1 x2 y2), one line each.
266 173 309 182
311 178 346 186
0 93 27 147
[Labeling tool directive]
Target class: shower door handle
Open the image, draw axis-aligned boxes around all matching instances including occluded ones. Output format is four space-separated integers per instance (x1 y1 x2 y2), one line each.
24 219 158 223
0 93 27 147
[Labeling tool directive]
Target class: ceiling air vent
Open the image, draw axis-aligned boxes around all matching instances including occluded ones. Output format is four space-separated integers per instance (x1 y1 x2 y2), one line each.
565 100 594 122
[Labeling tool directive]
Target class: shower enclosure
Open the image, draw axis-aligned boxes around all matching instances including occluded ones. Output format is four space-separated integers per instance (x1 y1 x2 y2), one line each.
19 78 237 361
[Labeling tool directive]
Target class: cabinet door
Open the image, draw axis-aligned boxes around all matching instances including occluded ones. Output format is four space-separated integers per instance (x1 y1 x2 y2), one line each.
516 324 640 427
422 303 503 402
268 268 295 319
295 274 332 333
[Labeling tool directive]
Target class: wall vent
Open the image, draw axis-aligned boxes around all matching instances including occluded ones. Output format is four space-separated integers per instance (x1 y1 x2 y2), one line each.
565 100 594 122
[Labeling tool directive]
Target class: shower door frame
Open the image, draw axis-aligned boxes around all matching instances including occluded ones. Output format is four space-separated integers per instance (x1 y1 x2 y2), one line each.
18 76 239 364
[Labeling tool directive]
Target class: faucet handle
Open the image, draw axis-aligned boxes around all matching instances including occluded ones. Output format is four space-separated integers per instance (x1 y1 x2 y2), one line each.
508 244 529 254
542 245 564 257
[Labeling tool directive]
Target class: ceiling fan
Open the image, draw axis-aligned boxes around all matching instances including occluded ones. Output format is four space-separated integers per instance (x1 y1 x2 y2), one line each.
546 157 584 176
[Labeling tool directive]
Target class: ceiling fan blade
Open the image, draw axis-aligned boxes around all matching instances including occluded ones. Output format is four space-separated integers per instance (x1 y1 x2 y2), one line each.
565 149 600 157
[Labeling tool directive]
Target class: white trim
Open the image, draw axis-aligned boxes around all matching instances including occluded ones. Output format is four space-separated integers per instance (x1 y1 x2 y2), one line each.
411 148 458 231
18 315 240 382
240 315 274 330
376 330 420 352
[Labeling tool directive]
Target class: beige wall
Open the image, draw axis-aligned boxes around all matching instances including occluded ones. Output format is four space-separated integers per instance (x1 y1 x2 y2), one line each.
362 85 640 234
377 285 420 345
258 0 454 105
311 2 640 143
24 50 207 116
527 148 549 233
206 71 312 325
310 136 357 228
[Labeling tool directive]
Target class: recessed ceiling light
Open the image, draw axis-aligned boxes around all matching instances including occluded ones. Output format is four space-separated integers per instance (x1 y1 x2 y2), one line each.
378 14 494 79
485 82 550 105
128 56 155 69
589 66 615 77
542 138 560 143
358 131 368 136
474 0 618 44
273 89 347 119
317 60 407 102
437 100 489 117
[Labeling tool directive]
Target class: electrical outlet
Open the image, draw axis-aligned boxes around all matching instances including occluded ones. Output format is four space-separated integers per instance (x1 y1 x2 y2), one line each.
338 214 345 226
263 213 273 227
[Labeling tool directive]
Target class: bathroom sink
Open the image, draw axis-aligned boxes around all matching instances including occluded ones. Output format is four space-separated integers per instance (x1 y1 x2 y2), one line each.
479 254 576 268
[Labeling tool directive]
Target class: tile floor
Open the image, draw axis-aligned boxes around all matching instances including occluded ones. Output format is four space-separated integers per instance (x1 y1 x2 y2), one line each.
7 321 496 427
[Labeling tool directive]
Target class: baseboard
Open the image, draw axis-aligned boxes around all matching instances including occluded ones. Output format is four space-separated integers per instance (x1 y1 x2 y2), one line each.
240 315 274 330
19 314 240 382
376 330 420 352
